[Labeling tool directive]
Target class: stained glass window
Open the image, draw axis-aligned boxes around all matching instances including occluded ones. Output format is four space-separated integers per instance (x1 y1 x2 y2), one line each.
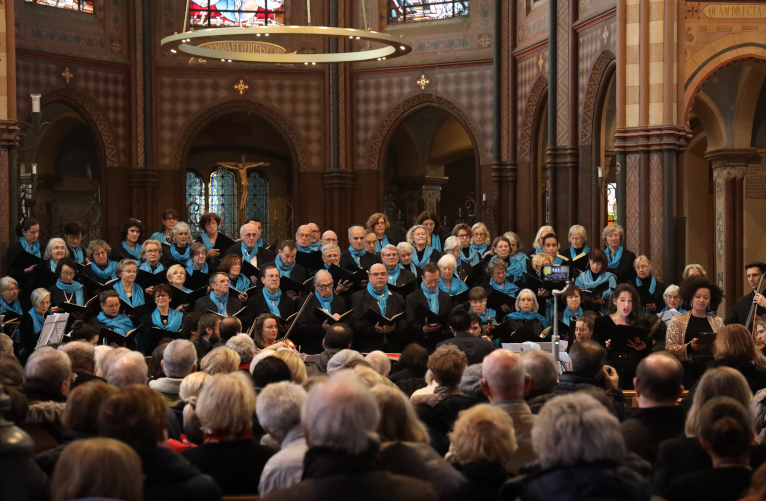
186 171 205 239
209 168 238 238
24 0 94 13
607 182 617 225
245 170 270 243
388 0 469 24
190 0 285 27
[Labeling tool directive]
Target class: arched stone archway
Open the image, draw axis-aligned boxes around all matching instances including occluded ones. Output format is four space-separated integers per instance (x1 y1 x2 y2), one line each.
581 50 616 147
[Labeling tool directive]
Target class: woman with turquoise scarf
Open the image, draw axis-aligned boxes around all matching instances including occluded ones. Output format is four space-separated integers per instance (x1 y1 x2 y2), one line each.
602 224 637 284
197 212 235 264
366 212 396 252
437 254 468 303
0 277 23 320
530 225 555 257
17 288 52 361
483 259 519 317
149 209 179 246
111 218 144 263
452 223 481 267
407 225 440 269
32 238 70 291
443 236 473 282
490 236 528 285
500 289 549 344
79 240 118 297
468 286 500 325
563 225 591 272
113 259 145 307
575 249 617 315
470 223 491 260
49 258 87 312
7 218 44 283
633 255 666 315
137 283 184 355
415 211 445 254
162 222 193 267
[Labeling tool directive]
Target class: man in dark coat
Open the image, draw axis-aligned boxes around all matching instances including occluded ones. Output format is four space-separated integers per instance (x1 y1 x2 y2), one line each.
194 272 243 316
261 376 438 501
406 263 453 351
293 270 348 355
724 262 766 325
350 263 406 353
246 265 296 327
224 222 275 270
620 352 686 466
340 226 381 271
436 309 495 365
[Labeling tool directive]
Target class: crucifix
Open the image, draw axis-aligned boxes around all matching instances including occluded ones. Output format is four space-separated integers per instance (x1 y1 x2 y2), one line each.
217 155 271 224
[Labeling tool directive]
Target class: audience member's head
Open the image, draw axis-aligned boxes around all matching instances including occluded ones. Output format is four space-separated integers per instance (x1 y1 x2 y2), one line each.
397 343 429 377
0 333 13 355
324 323 353 350
68 322 99 345
65 381 119 433
428 344 467 388
0 354 27 423
218 316 243 343
715 324 766 367
25 346 73 396
251 356 292 390
96 347 129 379
198 313 221 343
162 339 197 378
365 351 391 377
327 349 364 375
200 346 240 375
699 397 753 463
272 349 307 383
106 352 149 387
634 352 684 405
51 438 143 501
481 349 528 402
148 343 169 379
226 334 256 367
459 363 487 402
179 371 211 404
256 381 307 443
532 393 625 468
99 384 168 449
450 404 517 467
448 308 472 333
372 384 429 444
196 372 255 437
302 374 379 455
568 340 607 379
58 341 96 374
520 349 558 395
686 366 753 437
180 312 203 340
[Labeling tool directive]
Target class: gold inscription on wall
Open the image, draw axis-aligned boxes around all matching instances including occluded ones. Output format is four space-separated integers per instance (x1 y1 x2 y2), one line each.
703 4 766 18
746 166 766 199
198 41 292 55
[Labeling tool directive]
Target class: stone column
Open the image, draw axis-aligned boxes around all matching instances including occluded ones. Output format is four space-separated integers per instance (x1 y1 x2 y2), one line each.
707 148 755 313
614 0 686 281
323 170 355 243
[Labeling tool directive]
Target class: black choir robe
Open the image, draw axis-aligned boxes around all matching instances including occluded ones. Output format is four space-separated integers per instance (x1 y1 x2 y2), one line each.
223 243 276 271
339 250 381 271
161 245 192 268
245 289 296 328
607 248 638 285
349 288 406 353
260 261 309 284
405 288 453 352
292 294 349 355
194 295 244 318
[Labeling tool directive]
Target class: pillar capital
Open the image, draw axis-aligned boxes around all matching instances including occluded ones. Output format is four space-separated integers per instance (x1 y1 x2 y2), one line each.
705 148 758 178
322 170 355 190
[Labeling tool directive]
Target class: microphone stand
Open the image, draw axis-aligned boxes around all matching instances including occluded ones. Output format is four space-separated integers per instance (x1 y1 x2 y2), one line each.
552 278 574 367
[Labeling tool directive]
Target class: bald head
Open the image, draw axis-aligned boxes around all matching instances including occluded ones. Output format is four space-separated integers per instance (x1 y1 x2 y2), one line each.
240 223 259 248
106 352 148 388
296 225 312 248
321 230 338 247
481 350 528 402
634 352 684 406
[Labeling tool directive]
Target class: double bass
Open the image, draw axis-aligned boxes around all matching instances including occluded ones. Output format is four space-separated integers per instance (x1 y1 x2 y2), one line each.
745 274 765 348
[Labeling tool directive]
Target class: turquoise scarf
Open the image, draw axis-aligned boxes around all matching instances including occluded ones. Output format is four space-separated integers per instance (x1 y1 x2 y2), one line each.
209 291 228 315
562 307 583 326
21 238 41 258
430 234 442 253
490 279 519 297
200 231 215 251
169 244 190 262
30 308 46 333
262 288 282 315
508 310 548 327
1 297 23 316
232 274 251 293
140 261 164 274
387 266 401 284
472 307 497 324
56 279 84 305
114 281 145 307
90 261 117 281
121 241 142 260
348 246 367 266
275 254 296 278
367 282 390 317
411 246 434 268
68 245 85 264
241 242 258 261
97 312 134 334
185 258 208 276
153 308 183 331
420 282 440 314
317 293 334 314
375 235 390 252
570 245 591 259
439 276 468 295
607 246 624 270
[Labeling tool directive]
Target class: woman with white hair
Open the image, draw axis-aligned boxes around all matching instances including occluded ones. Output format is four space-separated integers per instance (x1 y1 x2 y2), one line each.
113 259 145 307
659 284 685 315
162 221 193 267
407 225 440 269
18 288 52 359
500 289 548 343
602 224 637 284
397 241 419 275
633 255 665 314
0 276 23 319
443 236 473 282
181 372 274 495
507 393 650 500
437 254 468 298
200 346 241 375
471 223 491 257
564 225 591 272
32 237 70 290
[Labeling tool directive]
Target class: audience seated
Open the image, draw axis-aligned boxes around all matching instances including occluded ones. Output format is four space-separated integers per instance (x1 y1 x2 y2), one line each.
450 404 516 501
98 384 223 501
664 397 755 501
261 374 438 501
252 356 293 392
519 349 558 414
436 308 496 365
50 438 143 501
256 381 309 496
149 339 197 406
620 352 686 465
411 345 467 407
480 349 537 474
225 333 256 372
200 346 240 375
182 372 274 495
106 351 149 387
57 341 103 389
22 346 72 452
389 343 429 396
312 323 353 375
365 350 392 376
500 393 651 501
653 366 766 494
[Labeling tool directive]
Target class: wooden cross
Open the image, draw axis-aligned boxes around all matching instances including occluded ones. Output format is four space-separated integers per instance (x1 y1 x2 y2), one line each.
217 156 271 223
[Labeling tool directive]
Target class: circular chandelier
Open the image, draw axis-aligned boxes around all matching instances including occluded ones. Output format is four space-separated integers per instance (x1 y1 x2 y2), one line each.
161 1 413 64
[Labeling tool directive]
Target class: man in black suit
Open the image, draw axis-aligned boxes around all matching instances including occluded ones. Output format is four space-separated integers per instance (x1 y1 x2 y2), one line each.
194 272 243 316
406 263 452 351
193 313 221 360
350 263 406 353
382 244 416 287
293 270 349 355
224 222 275 270
340 226 381 271
724 261 766 326
246 265 296 326
261 240 309 302
436 309 495 365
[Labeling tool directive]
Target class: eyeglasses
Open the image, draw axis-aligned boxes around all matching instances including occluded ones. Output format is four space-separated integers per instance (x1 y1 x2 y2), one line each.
297 233 312 238
242 233 258 238
145 249 160 254
316 283 334 290
636 265 650 271
155 294 170 299
60 271 76 278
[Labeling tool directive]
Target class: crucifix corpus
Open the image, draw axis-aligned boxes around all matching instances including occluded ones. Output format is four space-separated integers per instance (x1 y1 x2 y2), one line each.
217 155 271 222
